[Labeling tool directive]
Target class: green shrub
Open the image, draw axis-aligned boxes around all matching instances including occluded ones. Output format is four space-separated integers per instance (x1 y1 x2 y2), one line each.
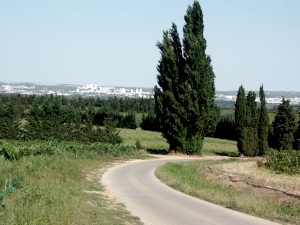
135 140 142 150
264 150 300 174
0 141 138 161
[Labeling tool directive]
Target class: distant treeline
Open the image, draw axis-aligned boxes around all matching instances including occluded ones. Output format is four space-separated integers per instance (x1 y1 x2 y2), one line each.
1 93 299 149
0 94 154 142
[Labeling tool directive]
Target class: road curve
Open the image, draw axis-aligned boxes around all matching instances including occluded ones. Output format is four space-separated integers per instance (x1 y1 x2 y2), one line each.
102 158 280 225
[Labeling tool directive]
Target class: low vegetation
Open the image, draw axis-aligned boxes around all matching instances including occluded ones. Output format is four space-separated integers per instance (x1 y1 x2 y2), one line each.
0 141 140 161
119 128 168 150
156 159 300 224
0 140 144 225
264 149 300 174
201 137 237 156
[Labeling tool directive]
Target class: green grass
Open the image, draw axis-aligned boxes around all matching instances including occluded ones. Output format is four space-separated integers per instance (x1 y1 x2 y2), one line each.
119 128 238 156
0 153 84 225
156 160 300 225
202 137 238 156
119 128 168 150
0 143 144 225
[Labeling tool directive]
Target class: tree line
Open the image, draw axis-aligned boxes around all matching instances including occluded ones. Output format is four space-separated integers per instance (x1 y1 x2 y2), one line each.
1 89 299 154
0 94 153 142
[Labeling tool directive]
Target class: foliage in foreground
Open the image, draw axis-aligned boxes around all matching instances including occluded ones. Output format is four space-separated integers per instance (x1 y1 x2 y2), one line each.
264 149 300 174
0 153 83 225
0 141 143 225
156 160 300 224
0 140 137 161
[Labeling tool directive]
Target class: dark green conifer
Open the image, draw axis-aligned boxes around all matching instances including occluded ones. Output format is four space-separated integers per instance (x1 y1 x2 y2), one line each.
154 1 218 154
0 97 19 139
244 91 259 156
154 25 187 151
272 98 297 150
235 85 247 155
258 85 269 155
101 117 122 144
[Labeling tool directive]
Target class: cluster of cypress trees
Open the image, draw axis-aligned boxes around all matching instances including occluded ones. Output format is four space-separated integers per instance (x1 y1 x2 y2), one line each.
235 85 269 156
235 85 300 156
154 1 219 154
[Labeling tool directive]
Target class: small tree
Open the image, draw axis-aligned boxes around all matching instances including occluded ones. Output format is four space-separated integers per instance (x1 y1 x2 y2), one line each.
272 98 297 150
122 112 137 129
100 117 122 144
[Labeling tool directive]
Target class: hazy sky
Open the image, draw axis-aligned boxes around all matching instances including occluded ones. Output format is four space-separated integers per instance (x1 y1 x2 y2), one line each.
0 0 299 91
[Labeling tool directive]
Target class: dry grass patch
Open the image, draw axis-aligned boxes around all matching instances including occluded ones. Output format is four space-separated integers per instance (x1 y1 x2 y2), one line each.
156 159 300 224
203 161 300 208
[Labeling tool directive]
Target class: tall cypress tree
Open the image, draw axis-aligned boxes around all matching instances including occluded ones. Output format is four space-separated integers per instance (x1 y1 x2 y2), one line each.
235 88 260 156
244 91 259 156
154 25 187 151
154 1 218 154
272 98 297 150
258 85 269 155
235 85 247 155
182 1 219 146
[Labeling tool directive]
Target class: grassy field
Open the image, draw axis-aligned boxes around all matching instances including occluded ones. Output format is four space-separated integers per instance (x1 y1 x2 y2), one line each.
156 160 300 225
201 137 237 156
119 128 238 156
119 128 169 150
0 144 145 225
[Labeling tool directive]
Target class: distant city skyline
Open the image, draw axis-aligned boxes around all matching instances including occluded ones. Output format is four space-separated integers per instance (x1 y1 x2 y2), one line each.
0 0 299 91
1 82 300 105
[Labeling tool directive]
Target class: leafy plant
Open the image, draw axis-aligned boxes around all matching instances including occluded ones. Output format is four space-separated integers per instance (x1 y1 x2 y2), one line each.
264 149 300 174
0 140 138 161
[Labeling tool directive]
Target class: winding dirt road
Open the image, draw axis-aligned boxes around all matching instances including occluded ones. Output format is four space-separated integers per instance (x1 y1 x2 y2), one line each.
102 157 280 225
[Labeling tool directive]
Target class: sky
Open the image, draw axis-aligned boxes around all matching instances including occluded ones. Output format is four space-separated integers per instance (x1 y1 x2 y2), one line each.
0 0 299 91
